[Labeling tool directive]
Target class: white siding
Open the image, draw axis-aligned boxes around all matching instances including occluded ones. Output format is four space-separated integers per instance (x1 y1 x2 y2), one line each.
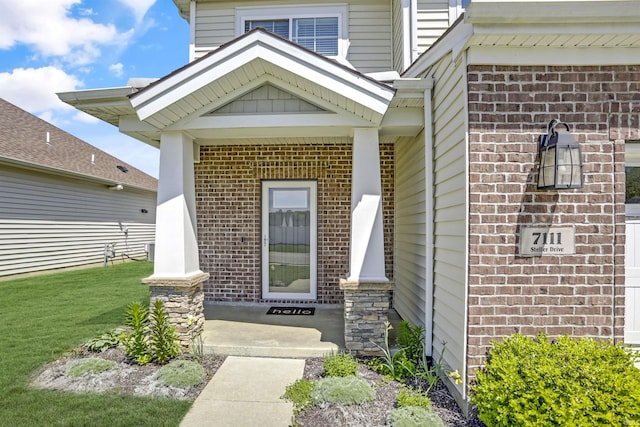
430 50 467 398
0 165 156 277
193 0 393 73
416 0 449 55
394 134 427 327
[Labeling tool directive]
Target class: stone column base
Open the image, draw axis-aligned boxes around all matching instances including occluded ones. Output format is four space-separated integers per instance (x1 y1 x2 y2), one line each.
340 278 394 356
141 272 209 349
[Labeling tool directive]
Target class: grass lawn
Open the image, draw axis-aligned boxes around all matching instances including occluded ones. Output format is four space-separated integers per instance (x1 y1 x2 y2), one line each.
0 262 192 427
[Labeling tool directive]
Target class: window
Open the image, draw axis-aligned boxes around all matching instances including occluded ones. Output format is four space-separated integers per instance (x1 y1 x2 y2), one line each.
237 5 347 57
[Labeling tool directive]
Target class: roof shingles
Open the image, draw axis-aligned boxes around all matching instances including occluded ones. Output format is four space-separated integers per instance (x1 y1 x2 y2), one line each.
0 98 157 192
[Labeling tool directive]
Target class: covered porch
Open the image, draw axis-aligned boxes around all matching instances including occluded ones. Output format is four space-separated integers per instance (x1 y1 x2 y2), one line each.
58 28 430 356
201 304 402 358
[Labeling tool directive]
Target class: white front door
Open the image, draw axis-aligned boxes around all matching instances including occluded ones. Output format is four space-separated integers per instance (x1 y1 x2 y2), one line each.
262 181 317 300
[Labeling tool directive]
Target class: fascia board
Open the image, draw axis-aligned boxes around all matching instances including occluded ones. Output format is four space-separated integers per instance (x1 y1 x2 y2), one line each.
131 32 393 121
467 45 640 66
57 87 136 106
466 0 640 25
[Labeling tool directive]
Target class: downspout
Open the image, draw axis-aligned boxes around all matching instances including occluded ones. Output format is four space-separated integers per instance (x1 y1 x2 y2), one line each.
189 1 196 62
424 78 435 357
410 0 418 64
401 0 418 70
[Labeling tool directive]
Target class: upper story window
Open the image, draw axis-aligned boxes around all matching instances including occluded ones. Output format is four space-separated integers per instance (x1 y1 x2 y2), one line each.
237 5 348 57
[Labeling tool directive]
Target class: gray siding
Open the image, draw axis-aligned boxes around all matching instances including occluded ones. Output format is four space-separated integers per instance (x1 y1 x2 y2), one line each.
416 0 449 55
193 0 393 73
212 84 324 115
394 134 427 328
0 165 156 277
430 51 467 398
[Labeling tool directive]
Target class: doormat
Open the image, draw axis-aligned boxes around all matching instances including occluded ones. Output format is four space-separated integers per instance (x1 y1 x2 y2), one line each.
267 307 315 316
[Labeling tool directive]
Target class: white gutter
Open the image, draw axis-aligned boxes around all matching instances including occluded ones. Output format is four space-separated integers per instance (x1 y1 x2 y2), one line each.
424 78 434 357
410 0 418 64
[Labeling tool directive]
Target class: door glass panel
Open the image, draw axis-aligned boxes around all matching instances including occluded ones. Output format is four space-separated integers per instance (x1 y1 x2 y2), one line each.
268 187 311 294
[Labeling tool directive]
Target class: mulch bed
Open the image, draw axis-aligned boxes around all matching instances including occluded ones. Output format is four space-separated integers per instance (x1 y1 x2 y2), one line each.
294 358 485 427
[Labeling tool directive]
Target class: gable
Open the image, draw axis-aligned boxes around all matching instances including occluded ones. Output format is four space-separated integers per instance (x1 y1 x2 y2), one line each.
209 84 326 115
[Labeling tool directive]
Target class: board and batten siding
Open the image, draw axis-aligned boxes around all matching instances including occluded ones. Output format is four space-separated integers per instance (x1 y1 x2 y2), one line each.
0 165 156 277
416 0 449 56
429 50 468 398
193 0 393 73
394 134 427 328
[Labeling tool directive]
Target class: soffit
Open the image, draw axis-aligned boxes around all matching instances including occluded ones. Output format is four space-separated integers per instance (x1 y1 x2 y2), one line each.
129 29 395 132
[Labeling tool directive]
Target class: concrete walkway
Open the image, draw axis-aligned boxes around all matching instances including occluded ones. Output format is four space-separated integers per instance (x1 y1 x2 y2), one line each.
180 356 305 427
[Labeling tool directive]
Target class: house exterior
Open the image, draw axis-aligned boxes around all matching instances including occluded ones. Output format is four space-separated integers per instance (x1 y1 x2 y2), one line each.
0 99 157 278
59 0 640 409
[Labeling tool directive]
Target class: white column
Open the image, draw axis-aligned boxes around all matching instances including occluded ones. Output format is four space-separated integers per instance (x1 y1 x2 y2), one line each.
348 128 389 283
152 131 202 278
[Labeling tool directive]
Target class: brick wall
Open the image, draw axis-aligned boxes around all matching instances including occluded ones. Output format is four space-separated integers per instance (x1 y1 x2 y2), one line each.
195 140 394 304
466 65 639 378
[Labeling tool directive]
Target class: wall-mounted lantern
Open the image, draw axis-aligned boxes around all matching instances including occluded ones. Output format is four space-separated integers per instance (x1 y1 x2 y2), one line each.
537 120 583 190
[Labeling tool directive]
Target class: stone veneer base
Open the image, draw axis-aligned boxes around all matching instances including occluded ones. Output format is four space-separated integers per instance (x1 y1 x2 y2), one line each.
340 278 394 356
141 272 209 349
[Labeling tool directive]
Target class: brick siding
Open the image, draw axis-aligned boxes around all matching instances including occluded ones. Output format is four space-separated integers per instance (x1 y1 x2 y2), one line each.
195 140 394 304
466 65 640 378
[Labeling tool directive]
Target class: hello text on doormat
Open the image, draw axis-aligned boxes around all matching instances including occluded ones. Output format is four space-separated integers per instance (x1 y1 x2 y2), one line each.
266 307 315 315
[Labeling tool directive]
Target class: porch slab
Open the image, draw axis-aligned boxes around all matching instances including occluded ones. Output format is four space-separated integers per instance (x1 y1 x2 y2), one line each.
202 304 345 358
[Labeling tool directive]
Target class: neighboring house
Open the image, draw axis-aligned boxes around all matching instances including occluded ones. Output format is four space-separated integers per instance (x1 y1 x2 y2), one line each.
0 99 157 278
59 0 640 409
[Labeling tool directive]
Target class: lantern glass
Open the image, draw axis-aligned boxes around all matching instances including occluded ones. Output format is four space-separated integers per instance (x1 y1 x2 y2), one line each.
538 145 556 188
556 145 582 188
537 122 583 190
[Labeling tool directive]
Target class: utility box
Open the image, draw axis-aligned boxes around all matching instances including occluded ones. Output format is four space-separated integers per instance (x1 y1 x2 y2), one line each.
145 243 155 262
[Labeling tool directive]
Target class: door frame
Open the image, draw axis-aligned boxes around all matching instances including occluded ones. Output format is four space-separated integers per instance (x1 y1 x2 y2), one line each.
261 180 317 300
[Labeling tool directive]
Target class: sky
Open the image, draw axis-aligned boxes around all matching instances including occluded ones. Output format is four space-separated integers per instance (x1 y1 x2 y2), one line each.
0 0 191 178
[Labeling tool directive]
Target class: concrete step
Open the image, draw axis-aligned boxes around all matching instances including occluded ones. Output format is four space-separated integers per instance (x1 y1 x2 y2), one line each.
201 304 344 358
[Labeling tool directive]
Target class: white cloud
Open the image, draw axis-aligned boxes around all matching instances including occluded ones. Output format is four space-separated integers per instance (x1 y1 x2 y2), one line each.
0 66 82 114
109 63 124 78
118 0 156 23
73 111 100 124
0 0 131 66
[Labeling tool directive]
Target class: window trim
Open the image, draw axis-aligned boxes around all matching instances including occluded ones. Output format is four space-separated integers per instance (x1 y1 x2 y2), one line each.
236 4 349 58
449 0 470 25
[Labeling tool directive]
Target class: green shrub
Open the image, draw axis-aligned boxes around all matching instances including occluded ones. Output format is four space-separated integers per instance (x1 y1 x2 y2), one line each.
85 328 124 352
388 406 444 427
149 300 181 365
311 376 375 405
66 358 116 377
397 387 431 409
120 302 151 365
397 321 425 363
282 379 315 414
155 360 206 388
471 333 640 426
369 322 416 380
323 352 359 377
